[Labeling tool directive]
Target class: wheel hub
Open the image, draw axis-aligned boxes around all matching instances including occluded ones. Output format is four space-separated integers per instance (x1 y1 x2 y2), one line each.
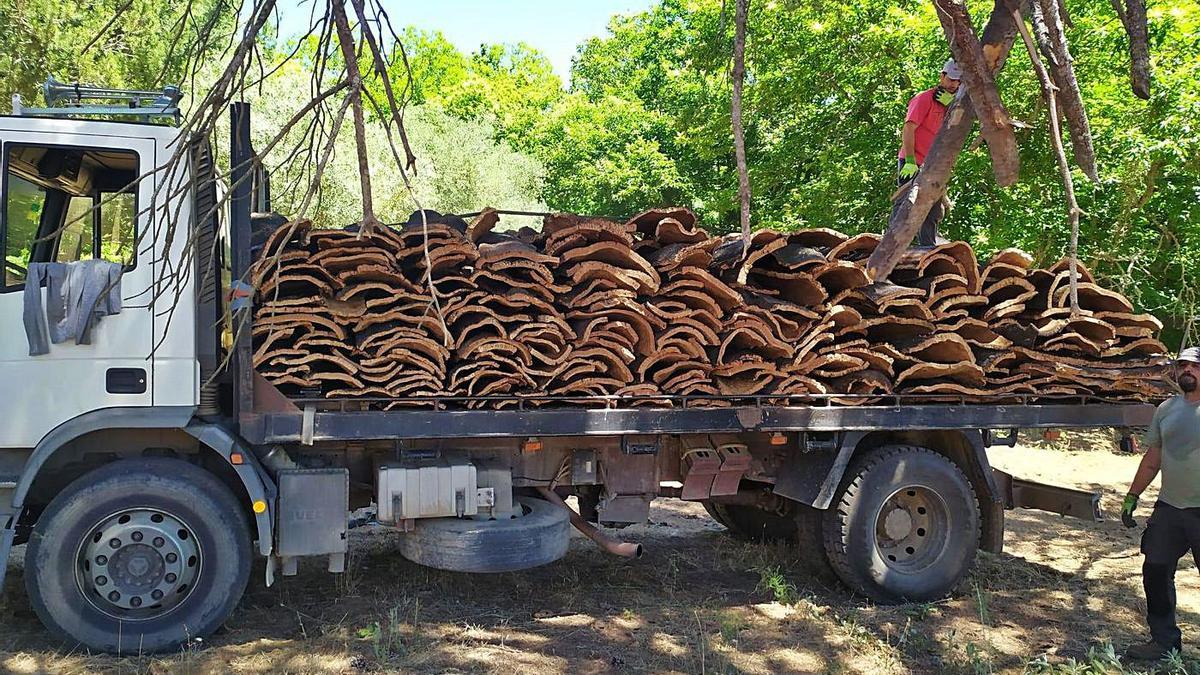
875 486 948 572
77 509 201 618
882 507 914 540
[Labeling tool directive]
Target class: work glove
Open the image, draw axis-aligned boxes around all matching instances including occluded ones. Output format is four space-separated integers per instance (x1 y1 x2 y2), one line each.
935 88 955 106
899 157 919 180
1121 493 1139 528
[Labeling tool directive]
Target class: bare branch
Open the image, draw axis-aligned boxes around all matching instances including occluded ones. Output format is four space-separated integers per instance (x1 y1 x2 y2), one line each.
732 0 752 254
1014 6 1082 314
330 0 379 231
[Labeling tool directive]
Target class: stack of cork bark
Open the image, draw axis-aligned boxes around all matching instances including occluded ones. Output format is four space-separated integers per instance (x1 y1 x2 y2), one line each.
249 208 1171 408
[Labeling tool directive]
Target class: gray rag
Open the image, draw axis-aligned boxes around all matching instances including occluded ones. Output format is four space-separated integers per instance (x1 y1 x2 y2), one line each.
23 260 123 356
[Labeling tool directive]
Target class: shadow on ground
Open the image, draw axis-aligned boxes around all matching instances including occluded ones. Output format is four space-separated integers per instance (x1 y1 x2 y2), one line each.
3 448 1200 674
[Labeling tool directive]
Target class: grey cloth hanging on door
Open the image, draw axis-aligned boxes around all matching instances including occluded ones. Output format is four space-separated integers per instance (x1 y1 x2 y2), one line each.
23 260 123 355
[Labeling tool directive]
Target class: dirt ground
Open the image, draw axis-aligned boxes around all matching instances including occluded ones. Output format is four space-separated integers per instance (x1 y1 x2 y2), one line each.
3 432 1200 674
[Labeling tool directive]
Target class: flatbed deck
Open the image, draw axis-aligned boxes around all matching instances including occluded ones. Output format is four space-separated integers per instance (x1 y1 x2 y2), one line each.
240 394 1157 443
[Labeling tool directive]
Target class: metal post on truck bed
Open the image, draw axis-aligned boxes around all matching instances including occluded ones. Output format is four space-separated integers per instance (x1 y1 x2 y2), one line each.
230 102 254 427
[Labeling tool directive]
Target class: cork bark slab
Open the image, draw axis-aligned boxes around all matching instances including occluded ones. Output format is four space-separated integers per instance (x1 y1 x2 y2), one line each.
252 218 1169 407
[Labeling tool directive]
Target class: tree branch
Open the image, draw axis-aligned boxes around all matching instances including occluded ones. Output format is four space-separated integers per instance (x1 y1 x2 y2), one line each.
1032 0 1098 181
1014 6 1082 314
732 0 752 252
932 0 1019 187
866 0 1022 282
330 0 380 231
1110 0 1151 99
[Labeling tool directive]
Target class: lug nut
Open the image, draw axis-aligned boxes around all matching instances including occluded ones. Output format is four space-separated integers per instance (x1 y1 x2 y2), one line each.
153 537 165 548
109 539 121 549
130 597 142 608
166 553 178 564
108 591 120 602
96 555 108 565
165 573 177 583
151 590 164 600
96 576 108 586
131 532 143 542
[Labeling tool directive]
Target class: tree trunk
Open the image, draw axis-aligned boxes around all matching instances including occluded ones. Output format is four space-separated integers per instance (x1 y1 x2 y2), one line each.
932 0 1019 187
1032 0 1098 182
732 0 752 252
866 0 1022 283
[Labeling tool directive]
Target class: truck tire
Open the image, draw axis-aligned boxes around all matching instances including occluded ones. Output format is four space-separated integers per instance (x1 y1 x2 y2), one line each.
398 496 569 573
702 501 796 542
703 499 832 578
25 458 251 654
822 445 979 603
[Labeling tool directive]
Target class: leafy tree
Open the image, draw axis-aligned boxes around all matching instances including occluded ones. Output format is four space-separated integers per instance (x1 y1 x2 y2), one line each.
0 0 234 102
567 0 1200 338
531 94 687 216
243 58 546 229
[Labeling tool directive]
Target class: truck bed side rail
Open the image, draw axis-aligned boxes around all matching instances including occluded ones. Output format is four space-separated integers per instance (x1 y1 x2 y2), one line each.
240 396 1156 444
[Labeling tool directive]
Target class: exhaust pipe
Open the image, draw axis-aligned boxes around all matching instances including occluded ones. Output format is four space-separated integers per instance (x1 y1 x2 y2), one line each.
536 487 643 559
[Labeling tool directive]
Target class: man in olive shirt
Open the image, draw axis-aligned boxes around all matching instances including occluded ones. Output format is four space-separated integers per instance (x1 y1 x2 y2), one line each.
1121 346 1200 660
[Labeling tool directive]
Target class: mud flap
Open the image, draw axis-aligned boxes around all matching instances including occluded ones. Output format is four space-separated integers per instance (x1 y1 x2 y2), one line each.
0 523 14 593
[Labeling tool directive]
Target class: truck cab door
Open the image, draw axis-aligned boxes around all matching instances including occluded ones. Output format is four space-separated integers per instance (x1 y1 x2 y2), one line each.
0 128 159 448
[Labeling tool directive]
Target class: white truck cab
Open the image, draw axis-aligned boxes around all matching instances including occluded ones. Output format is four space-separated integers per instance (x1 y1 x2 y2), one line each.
0 114 198 448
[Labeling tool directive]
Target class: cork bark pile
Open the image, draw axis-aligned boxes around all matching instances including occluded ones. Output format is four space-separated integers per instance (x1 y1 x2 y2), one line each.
249 208 1171 409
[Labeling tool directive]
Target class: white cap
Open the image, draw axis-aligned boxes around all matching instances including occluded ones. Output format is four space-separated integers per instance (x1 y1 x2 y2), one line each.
942 59 963 80
1176 346 1200 364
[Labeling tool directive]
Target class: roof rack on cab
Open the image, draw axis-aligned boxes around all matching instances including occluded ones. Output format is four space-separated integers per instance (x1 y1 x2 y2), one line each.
11 76 182 125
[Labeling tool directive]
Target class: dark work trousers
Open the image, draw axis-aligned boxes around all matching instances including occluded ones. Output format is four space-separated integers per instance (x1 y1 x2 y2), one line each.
1140 501 1200 649
896 158 944 247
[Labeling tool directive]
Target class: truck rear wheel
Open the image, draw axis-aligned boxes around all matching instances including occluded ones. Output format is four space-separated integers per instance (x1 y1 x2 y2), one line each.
703 497 832 578
702 501 796 542
25 458 251 654
822 445 979 603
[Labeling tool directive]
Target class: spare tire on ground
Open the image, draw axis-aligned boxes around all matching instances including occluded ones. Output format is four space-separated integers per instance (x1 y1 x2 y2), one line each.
397 496 570 573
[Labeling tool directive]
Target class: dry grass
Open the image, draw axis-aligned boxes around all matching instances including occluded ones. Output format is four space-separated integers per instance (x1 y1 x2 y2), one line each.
2 435 1200 674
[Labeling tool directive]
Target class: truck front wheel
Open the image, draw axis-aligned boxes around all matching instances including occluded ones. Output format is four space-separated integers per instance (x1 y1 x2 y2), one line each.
25 458 252 654
822 445 980 603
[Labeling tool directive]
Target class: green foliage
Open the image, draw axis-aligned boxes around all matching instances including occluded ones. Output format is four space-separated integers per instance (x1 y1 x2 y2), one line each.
243 58 546 230
562 0 1200 339
755 565 799 605
1024 640 1196 674
0 0 234 102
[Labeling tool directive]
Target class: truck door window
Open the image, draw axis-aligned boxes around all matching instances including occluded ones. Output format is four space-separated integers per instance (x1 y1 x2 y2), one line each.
3 174 44 286
1 144 140 290
57 196 97 263
97 191 135 263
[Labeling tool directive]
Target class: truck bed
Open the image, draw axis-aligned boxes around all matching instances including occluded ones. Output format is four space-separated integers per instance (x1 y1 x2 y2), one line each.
240 391 1156 443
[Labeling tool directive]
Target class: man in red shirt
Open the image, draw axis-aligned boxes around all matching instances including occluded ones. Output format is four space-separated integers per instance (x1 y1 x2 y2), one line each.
897 58 962 246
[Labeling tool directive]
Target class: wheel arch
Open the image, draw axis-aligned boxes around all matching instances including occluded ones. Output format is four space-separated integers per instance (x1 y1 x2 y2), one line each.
12 407 273 557
850 430 1003 554
775 428 1003 554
